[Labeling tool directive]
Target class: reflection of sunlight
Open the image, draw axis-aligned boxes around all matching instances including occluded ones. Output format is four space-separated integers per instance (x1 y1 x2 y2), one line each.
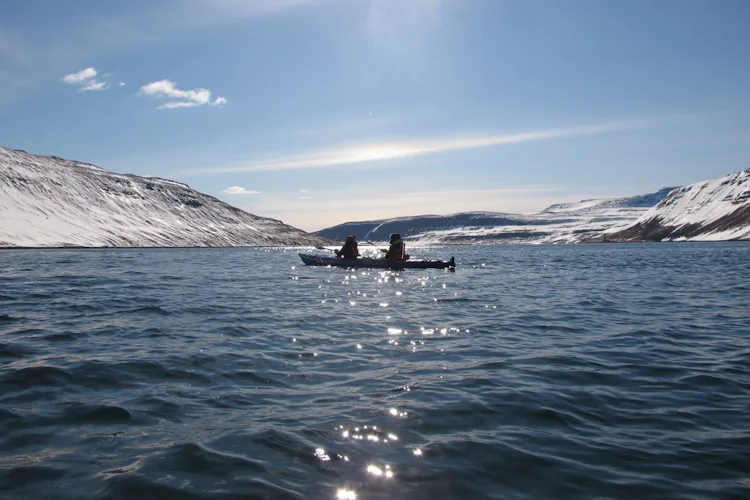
339 424 400 443
337 489 357 499
314 447 330 464
413 448 423 456
389 407 407 417
367 464 394 478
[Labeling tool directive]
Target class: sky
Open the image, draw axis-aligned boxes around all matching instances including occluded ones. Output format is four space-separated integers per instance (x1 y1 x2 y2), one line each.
1 0 749 232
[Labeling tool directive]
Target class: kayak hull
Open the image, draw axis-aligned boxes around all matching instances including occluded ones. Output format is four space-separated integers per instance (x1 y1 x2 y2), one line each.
298 253 455 270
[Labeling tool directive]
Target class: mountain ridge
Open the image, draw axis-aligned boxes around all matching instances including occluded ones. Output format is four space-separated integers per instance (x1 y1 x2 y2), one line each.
605 169 750 242
314 189 679 244
315 176 749 244
0 146 331 248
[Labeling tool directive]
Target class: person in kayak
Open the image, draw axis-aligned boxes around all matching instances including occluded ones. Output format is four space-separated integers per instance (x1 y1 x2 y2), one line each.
335 235 359 259
382 233 406 261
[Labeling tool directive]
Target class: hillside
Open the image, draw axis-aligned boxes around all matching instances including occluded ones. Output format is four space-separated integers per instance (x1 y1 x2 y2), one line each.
315 189 676 244
605 170 750 241
0 147 331 248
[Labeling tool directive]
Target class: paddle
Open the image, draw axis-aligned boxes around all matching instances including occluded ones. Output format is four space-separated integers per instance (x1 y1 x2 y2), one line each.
317 240 379 251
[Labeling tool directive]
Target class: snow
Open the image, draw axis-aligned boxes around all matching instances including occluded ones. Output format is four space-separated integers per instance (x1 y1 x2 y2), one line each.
0 147 330 248
608 169 750 241
316 191 676 245
317 174 750 244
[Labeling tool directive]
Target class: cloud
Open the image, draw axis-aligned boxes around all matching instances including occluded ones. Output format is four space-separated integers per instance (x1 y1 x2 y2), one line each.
62 67 98 84
0 1 317 105
81 80 107 91
61 67 118 91
221 186 261 195
180 120 645 176
139 79 227 109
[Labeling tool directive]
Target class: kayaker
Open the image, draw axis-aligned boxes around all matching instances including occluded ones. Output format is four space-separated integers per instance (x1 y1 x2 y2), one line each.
335 235 359 259
382 233 406 261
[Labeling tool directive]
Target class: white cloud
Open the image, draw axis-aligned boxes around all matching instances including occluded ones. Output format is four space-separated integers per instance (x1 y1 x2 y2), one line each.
221 186 261 195
139 79 227 109
61 67 119 91
0 1 316 105
181 120 647 176
81 80 108 91
62 67 98 84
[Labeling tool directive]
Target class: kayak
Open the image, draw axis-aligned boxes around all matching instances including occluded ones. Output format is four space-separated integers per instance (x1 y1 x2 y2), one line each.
298 253 456 270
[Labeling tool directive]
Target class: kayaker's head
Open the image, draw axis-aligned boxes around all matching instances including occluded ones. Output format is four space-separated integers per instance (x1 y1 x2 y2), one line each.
345 235 356 242
389 233 401 243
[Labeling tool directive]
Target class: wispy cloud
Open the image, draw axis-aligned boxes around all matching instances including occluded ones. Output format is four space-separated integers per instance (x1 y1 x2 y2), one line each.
81 80 107 91
62 67 97 84
139 79 227 109
0 0 316 105
61 67 118 91
181 120 643 176
221 186 260 195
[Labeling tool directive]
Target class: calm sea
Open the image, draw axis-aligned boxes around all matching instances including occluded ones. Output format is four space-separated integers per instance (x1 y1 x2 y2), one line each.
1 244 749 500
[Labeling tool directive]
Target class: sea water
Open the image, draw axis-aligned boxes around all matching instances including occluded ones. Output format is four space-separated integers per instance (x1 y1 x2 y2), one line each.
1 243 749 499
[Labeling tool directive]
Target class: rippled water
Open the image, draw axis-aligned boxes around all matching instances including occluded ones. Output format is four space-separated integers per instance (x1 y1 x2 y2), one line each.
1 244 749 500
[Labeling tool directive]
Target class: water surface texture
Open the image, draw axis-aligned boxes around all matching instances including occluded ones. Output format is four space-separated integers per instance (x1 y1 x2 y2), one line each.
1 244 749 499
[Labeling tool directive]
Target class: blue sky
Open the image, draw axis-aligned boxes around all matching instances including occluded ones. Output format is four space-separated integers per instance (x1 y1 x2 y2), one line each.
1 0 748 231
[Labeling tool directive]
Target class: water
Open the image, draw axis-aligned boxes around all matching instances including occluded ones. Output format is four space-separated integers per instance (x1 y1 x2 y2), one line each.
1 243 749 500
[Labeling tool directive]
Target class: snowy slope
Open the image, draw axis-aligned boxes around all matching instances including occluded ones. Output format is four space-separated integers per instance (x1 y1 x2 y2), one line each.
0 147 331 248
315 190 675 245
542 188 675 213
606 169 750 241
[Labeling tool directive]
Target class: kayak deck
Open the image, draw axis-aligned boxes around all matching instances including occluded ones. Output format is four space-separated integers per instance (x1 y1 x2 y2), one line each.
298 253 455 270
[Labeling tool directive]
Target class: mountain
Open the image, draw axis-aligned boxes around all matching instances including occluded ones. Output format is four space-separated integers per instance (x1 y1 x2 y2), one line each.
542 188 676 213
605 169 750 242
315 189 676 245
0 147 331 248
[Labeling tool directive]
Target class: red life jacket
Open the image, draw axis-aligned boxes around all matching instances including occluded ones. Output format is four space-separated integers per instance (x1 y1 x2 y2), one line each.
393 241 405 261
342 240 358 259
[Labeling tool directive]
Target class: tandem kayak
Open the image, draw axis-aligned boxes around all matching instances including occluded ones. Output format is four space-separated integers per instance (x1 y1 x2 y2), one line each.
298 253 456 270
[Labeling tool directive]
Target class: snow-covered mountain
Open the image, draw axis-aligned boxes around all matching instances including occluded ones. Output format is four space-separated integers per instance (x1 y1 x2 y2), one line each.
606 169 750 242
0 147 331 248
542 188 675 213
315 189 676 245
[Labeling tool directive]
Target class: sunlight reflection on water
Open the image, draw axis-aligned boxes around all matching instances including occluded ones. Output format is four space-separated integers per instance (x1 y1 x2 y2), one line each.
1 245 749 499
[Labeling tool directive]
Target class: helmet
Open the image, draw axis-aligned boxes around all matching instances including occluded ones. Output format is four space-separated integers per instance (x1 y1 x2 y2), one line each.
345 235 356 241
389 233 401 243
